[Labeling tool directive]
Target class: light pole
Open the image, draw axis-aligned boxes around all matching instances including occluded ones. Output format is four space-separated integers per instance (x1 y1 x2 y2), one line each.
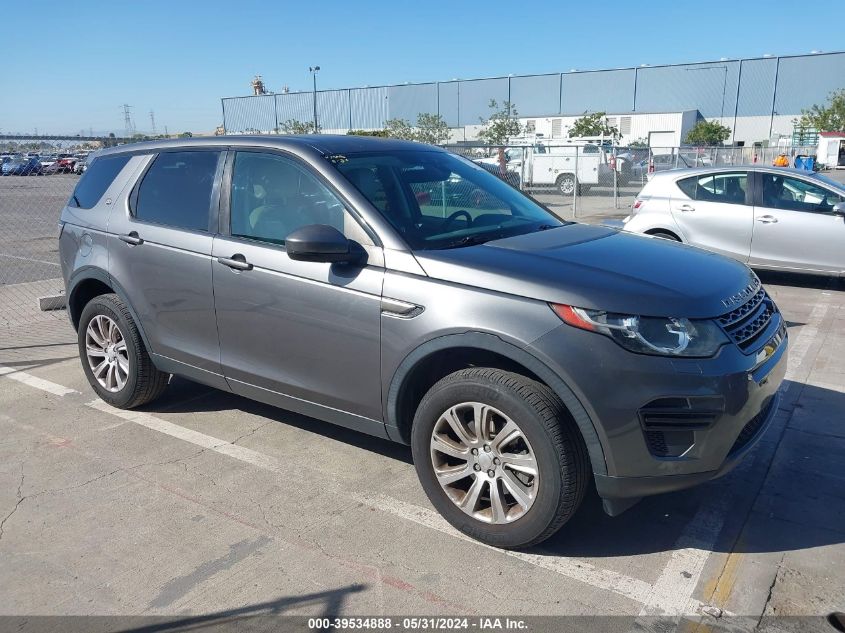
309 66 320 134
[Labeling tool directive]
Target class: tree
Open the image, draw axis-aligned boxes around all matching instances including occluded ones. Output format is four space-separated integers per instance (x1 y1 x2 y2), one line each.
414 113 450 145
684 120 731 145
477 100 523 174
628 137 648 148
278 119 320 134
383 117 415 140
477 100 523 145
347 129 389 137
796 89 845 132
568 112 619 139
178 131 193 138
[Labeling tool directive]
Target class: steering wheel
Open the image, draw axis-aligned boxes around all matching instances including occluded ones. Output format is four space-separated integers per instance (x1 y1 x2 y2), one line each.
442 210 473 232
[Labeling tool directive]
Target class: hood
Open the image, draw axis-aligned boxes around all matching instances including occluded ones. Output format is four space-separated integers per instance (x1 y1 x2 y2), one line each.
413 224 757 319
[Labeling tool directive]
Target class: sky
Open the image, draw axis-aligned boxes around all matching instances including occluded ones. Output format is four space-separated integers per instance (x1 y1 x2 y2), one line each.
2 0 844 135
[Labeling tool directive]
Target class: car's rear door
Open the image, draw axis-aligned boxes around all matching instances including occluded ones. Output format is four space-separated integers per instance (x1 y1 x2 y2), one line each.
670 171 753 262
749 171 845 273
211 149 385 427
108 149 227 389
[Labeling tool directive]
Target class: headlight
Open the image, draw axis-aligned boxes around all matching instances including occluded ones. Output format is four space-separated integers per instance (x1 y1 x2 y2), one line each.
551 304 728 357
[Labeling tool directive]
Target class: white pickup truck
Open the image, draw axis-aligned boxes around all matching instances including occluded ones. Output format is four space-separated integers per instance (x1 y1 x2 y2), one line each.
476 143 611 195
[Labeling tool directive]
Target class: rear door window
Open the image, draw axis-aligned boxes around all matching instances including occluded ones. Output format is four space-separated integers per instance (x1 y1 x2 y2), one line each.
69 155 131 209
134 151 220 231
677 172 747 205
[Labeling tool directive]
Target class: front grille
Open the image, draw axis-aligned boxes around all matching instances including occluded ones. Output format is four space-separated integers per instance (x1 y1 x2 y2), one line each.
729 397 775 455
717 288 779 353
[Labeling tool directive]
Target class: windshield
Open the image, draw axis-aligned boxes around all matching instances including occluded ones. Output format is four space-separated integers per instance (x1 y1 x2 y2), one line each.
811 172 845 192
329 149 563 250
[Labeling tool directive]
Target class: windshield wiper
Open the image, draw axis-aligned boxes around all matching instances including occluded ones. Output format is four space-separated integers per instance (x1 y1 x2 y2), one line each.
438 233 504 250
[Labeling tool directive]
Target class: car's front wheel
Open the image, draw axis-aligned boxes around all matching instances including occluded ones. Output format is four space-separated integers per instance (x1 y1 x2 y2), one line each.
411 368 589 548
78 293 169 408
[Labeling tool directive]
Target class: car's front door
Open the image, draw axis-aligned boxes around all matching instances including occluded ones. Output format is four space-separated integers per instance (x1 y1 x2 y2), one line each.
670 171 753 261
749 171 845 274
212 150 385 426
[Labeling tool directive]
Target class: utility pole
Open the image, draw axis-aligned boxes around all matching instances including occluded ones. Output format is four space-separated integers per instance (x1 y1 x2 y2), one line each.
309 66 320 134
149 110 157 136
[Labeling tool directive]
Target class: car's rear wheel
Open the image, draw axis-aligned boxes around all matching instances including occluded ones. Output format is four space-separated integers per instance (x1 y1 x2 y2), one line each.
556 173 577 196
648 230 681 242
411 368 589 548
78 293 169 408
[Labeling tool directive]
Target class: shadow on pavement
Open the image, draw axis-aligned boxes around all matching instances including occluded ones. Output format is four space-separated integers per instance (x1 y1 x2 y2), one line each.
143 376 413 465
756 270 844 291
9 584 367 633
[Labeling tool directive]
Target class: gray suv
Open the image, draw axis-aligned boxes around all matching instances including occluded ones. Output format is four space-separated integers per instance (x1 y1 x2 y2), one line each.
60 136 787 548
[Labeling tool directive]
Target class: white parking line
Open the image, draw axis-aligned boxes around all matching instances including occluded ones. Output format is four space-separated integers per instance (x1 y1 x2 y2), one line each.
0 253 62 266
785 302 829 381
0 366 78 396
87 399 284 472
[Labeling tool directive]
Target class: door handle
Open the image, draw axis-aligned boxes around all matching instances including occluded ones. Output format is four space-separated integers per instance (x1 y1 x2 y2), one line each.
118 231 143 246
678 204 695 212
216 254 253 271
756 215 779 224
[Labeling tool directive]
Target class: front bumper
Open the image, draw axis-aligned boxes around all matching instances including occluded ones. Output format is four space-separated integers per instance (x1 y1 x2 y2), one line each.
528 313 788 511
594 389 780 515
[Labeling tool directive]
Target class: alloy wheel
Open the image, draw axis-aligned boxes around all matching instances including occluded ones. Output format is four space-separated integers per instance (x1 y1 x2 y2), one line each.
85 315 129 393
429 402 538 524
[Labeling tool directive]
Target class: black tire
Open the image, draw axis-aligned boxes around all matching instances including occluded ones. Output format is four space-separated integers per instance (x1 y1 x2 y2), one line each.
78 293 169 408
648 230 681 242
411 368 589 549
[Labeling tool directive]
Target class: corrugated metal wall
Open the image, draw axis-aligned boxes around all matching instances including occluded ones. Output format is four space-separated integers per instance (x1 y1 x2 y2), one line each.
561 69 635 114
222 51 845 135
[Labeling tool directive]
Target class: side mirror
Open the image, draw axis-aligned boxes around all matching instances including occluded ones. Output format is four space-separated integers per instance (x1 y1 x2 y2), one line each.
285 224 361 264
833 201 845 217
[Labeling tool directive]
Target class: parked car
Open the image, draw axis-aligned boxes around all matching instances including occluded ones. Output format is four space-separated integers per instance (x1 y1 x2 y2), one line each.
61 136 787 548
622 167 845 276
56 157 79 173
42 161 65 175
628 153 693 182
2 156 43 175
73 157 89 174
39 155 58 169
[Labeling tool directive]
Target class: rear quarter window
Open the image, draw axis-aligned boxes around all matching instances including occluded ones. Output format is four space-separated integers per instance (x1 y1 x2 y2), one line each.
68 155 131 209
676 176 698 199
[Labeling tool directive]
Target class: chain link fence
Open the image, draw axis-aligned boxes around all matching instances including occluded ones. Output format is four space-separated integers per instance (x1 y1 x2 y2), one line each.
0 168 77 366
443 142 824 223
